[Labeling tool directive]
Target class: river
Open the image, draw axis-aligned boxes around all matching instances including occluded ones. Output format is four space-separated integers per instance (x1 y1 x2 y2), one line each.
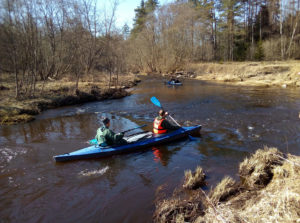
1 77 300 222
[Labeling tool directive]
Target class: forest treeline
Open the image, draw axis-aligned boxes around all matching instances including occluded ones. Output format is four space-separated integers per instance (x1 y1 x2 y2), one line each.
0 0 299 98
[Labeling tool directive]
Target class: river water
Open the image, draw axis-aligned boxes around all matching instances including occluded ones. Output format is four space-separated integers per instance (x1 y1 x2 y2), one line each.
1 77 300 223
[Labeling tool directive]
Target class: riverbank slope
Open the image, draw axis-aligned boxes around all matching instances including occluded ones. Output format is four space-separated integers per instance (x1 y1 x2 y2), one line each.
154 147 300 222
181 61 300 87
0 73 140 125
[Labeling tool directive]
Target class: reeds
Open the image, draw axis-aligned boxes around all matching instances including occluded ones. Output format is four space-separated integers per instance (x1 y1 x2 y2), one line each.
183 166 206 190
154 147 300 223
239 147 283 188
190 60 300 87
209 176 237 205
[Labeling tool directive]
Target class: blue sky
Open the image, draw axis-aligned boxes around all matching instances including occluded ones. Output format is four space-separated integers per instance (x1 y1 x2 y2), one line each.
115 0 140 28
115 0 172 28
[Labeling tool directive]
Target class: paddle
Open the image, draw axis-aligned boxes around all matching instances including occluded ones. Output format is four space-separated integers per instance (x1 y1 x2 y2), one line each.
150 96 181 127
121 124 147 134
150 96 196 141
88 124 147 145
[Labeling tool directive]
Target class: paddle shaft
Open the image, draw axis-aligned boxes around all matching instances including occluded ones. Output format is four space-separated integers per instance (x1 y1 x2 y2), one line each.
168 114 195 141
121 124 147 134
168 114 181 127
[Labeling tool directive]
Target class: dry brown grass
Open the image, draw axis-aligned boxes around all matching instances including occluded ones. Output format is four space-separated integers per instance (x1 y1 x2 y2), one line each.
0 72 138 125
239 147 283 188
154 195 205 223
154 147 300 223
189 60 300 87
230 151 300 223
183 166 206 190
209 176 238 205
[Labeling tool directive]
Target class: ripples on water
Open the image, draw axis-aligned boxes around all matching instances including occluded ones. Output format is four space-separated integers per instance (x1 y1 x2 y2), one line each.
0 147 27 169
78 166 109 177
1 78 300 222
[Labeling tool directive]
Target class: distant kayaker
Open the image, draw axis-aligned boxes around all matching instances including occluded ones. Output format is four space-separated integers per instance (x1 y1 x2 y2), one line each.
169 78 180 84
95 117 127 146
153 110 180 134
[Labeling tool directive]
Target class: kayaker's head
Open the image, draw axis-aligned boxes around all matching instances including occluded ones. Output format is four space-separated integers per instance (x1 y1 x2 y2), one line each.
159 109 168 118
102 117 110 127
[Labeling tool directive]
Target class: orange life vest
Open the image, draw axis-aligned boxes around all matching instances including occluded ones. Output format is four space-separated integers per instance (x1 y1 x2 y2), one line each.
153 118 167 134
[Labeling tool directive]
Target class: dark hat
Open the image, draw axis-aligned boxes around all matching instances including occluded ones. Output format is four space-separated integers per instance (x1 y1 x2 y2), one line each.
159 109 165 116
101 117 110 125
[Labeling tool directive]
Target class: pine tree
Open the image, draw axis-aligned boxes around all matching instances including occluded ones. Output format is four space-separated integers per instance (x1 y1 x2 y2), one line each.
218 0 243 61
145 0 159 13
122 23 130 40
131 0 147 35
254 40 264 61
131 0 159 36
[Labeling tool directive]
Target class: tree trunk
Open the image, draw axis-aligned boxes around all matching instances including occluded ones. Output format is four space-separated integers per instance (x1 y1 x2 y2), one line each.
251 1 255 59
280 0 284 59
211 2 217 60
259 6 262 41
109 70 112 89
75 72 80 91
14 68 19 99
286 14 299 58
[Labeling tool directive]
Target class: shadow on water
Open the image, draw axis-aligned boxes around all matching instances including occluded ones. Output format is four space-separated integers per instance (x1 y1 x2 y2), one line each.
1 77 300 222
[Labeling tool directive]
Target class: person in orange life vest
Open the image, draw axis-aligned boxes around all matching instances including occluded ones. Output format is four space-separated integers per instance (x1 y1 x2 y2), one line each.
153 109 180 134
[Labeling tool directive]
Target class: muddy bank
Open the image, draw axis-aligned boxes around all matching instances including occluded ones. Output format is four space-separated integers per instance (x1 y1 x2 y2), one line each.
154 147 300 223
164 61 300 88
0 77 141 125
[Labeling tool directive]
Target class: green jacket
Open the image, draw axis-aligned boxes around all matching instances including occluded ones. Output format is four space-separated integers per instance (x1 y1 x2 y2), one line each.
155 116 180 131
95 126 124 146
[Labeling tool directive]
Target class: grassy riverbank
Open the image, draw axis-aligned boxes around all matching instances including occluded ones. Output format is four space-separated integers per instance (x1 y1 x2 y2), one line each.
0 73 140 125
183 61 300 87
154 147 300 223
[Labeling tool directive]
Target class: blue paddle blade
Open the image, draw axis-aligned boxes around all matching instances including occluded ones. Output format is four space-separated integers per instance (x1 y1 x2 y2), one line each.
150 96 162 108
188 135 197 141
89 139 98 145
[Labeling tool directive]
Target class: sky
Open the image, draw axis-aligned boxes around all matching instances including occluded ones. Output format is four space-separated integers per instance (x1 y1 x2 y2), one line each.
115 0 140 28
115 0 172 28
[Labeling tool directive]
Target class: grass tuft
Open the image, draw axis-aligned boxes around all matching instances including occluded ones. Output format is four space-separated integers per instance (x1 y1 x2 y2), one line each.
183 166 206 190
209 176 237 205
239 146 283 188
154 147 300 223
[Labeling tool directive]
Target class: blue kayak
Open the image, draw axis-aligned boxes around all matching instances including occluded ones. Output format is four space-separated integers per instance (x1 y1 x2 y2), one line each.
54 125 201 162
166 81 182 86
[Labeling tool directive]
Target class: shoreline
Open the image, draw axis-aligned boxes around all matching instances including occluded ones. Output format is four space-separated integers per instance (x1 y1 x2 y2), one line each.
2 60 300 125
154 147 300 222
162 60 300 88
0 76 141 125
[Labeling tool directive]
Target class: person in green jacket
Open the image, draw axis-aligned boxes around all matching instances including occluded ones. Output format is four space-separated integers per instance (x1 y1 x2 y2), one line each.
95 117 127 146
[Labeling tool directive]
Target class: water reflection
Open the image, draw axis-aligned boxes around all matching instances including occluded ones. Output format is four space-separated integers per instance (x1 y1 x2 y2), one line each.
152 146 181 166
